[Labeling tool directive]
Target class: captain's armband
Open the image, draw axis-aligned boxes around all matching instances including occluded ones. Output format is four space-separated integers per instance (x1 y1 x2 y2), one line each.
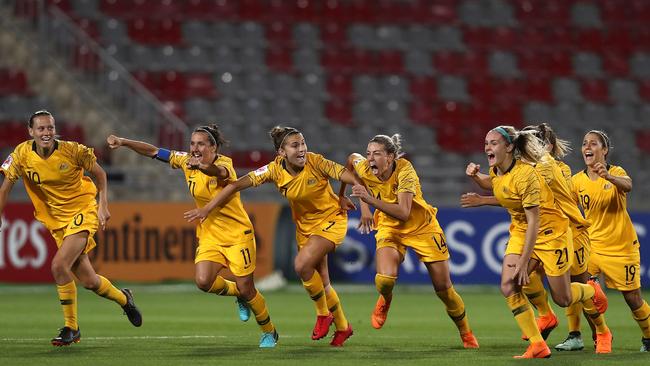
154 148 172 162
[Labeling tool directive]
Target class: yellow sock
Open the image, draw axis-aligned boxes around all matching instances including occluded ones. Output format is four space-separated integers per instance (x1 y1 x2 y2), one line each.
566 302 582 332
632 301 650 338
94 275 127 306
325 286 349 331
208 276 240 296
523 272 553 317
57 281 78 330
507 292 543 343
375 274 396 302
569 282 595 306
436 287 471 334
302 271 329 316
247 290 275 333
582 297 609 334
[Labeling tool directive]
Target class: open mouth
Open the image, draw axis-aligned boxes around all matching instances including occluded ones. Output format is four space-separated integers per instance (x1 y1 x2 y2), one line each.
191 151 202 158
486 152 496 165
41 136 52 143
296 154 305 163
583 151 594 162
369 162 379 175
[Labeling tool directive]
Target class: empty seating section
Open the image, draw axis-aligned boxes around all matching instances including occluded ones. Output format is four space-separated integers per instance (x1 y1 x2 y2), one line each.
8 0 650 190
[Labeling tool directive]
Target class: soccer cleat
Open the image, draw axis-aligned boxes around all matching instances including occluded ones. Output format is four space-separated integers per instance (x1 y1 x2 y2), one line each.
371 295 391 329
521 313 558 341
121 288 142 327
587 277 608 314
460 331 479 349
330 324 353 347
513 341 551 359
555 332 584 351
641 337 650 352
51 327 81 346
236 298 250 322
311 313 334 340
259 329 279 348
595 331 612 354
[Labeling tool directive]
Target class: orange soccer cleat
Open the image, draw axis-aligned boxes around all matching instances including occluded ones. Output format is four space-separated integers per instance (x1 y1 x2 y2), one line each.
311 313 334 340
330 324 353 347
588 277 608 314
521 312 558 341
595 331 612 354
371 295 391 329
461 331 479 349
513 341 552 359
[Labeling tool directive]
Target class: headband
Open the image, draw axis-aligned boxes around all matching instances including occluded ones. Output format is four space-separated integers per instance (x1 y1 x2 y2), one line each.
277 129 300 150
494 127 512 144
195 127 216 145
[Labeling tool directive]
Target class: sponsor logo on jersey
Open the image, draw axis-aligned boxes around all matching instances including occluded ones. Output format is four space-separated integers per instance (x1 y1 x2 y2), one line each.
1 155 13 170
254 165 269 176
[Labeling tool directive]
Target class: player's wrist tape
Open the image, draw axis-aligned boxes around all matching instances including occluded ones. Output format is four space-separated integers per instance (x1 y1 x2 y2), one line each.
154 148 171 162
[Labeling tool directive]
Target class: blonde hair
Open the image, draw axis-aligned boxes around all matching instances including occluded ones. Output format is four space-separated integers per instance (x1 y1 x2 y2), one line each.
494 125 545 163
369 134 404 159
522 123 571 159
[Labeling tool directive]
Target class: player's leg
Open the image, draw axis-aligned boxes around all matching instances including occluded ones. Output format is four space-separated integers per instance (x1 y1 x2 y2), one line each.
371 246 400 329
522 269 558 340
234 274 278 348
501 254 550 359
555 271 589 351
425 259 478 348
316 257 353 346
294 235 335 340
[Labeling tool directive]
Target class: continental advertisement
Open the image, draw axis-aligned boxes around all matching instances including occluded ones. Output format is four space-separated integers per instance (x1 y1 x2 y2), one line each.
0 202 280 283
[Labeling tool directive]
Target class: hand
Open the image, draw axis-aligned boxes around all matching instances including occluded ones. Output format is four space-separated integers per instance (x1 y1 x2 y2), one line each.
592 162 610 180
106 135 122 149
350 184 372 203
186 156 203 170
358 205 374 234
339 196 356 211
466 162 480 177
460 192 482 208
511 259 529 286
98 204 111 231
184 207 209 223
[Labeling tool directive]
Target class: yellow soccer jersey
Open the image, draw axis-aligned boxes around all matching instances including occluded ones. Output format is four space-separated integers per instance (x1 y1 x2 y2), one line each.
536 153 589 234
352 156 441 235
490 160 568 244
1 140 97 230
247 152 345 238
572 165 639 256
169 151 253 245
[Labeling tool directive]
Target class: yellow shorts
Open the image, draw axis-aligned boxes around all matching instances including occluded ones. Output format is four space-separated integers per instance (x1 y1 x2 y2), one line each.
505 231 571 277
195 231 256 277
50 205 98 254
569 229 590 276
376 231 450 263
296 212 347 248
588 251 641 291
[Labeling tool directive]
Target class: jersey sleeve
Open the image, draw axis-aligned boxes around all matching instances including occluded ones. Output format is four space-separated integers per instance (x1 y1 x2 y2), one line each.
311 153 345 180
609 165 628 178
397 162 418 195
0 151 22 183
74 143 97 171
247 161 276 187
518 166 541 208
168 150 189 170
216 159 237 184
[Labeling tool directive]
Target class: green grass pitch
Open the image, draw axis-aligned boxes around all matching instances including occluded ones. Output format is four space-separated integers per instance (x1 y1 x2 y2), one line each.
1 284 648 366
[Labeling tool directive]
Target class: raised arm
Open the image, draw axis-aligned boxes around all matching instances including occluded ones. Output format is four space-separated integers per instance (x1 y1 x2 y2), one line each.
339 153 374 233
107 134 158 157
593 162 632 193
466 162 493 190
352 185 413 222
183 175 254 223
0 176 15 231
89 162 111 230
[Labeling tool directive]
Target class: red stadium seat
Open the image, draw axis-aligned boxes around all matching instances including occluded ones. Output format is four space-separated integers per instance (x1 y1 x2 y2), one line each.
293 0 321 22
239 0 266 21
409 100 436 126
631 0 650 24
326 99 353 125
161 99 186 119
413 0 457 24
493 78 526 103
638 79 650 102
183 0 237 20
73 18 100 41
548 50 573 76
100 0 133 18
602 51 629 77
581 79 609 103
0 69 30 96
321 22 348 47
635 130 650 154
266 47 293 73
518 50 550 76
185 73 218 99
48 0 72 14
0 121 26 147
468 76 494 103
348 0 375 23
409 76 437 102
158 123 185 151
73 45 102 71
230 150 275 169
492 101 523 128
322 47 353 74
436 101 465 127
376 50 404 74
604 28 633 55
132 70 161 95
376 0 410 24
463 27 491 50
601 0 628 26
327 74 353 100
159 71 187 100
526 76 552 102
322 0 347 23
575 29 604 52
519 26 547 50
434 51 487 76
266 22 293 46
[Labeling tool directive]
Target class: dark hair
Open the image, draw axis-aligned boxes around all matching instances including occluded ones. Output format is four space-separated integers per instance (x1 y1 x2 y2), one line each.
585 130 612 158
28 110 54 128
369 134 404 159
269 126 301 151
193 124 227 148
494 125 545 163
522 123 571 159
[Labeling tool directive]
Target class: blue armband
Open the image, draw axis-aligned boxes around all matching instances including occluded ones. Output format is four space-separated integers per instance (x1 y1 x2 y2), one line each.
154 148 171 162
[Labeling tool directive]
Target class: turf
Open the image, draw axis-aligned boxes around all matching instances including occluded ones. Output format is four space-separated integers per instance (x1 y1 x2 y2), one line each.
1 284 648 366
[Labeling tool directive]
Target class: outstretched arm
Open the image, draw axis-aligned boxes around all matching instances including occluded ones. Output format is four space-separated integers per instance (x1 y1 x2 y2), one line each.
183 175 254 223
107 135 158 157
89 162 111 230
0 176 15 231
460 192 500 208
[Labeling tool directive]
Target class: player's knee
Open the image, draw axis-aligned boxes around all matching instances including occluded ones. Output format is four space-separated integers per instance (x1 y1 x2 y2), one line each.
294 259 310 279
195 275 213 292
500 282 515 297
50 259 68 278
80 277 99 290
623 290 643 310
550 291 571 307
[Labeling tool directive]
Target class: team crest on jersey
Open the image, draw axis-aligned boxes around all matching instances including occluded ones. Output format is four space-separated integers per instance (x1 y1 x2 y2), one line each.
307 177 317 186
502 187 510 194
1 155 12 170
59 163 69 171
604 183 612 190
209 178 218 185
254 165 269 176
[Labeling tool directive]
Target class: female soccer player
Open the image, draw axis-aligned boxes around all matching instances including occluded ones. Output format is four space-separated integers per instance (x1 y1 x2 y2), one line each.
464 126 609 358
339 134 479 349
0 111 141 346
106 125 278 348
572 130 650 352
183 126 358 346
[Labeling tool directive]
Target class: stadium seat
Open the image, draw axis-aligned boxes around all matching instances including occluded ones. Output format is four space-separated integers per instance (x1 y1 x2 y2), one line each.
325 98 353 126
266 47 293 73
327 74 353 100
581 78 609 103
